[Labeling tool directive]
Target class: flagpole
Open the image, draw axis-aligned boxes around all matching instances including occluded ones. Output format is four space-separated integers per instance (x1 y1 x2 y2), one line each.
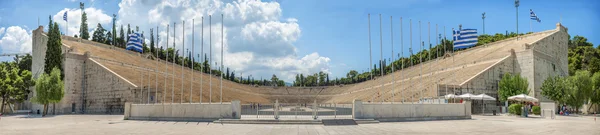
66 18 68 36
165 24 169 104
209 15 212 104
200 17 204 103
530 19 532 33
181 20 185 104
452 27 455 103
156 26 158 104
147 67 150 104
444 26 447 103
428 22 431 103
191 19 194 104
390 16 394 104
220 14 224 104
368 14 372 82
400 17 403 104
172 22 176 104
436 24 440 104
409 19 413 104
379 14 383 103
419 20 422 104
140 68 142 104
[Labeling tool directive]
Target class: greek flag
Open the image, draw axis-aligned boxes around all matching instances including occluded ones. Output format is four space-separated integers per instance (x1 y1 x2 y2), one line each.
63 11 68 21
530 9 541 22
453 29 478 49
126 33 144 53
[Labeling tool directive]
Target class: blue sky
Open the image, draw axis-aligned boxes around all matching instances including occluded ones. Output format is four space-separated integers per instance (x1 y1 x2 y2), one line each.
279 0 599 78
0 0 598 81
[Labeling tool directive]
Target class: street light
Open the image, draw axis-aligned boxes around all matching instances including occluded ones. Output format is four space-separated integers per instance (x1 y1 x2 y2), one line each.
482 12 486 34
515 0 520 40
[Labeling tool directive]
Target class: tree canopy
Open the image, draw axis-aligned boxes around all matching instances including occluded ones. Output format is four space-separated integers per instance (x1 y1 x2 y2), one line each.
498 73 529 102
44 22 63 75
0 62 36 113
33 67 64 116
79 3 89 40
92 23 106 43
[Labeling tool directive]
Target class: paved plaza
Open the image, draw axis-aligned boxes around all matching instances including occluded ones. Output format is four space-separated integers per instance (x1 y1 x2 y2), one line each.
0 114 598 135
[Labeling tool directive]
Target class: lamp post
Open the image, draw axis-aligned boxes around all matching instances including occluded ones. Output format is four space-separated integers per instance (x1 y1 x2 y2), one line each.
482 12 486 34
515 0 520 40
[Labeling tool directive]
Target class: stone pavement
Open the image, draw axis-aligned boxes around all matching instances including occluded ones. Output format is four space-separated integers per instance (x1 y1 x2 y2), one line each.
0 114 598 135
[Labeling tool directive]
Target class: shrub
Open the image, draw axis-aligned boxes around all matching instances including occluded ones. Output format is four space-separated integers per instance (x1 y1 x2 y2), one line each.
509 104 523 115
532 106 541 115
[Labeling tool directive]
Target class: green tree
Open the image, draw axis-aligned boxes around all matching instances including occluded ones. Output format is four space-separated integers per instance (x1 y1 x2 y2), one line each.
271 74 279 86
44 22 63 75
225 67 230 81
92 23 106 43
104 31 113 45
230 71 235 82
47 15 53 33
32 67 64 116
498 73 529 102
112 14 116 45
14 54 32 73
589 72 600 112
126 24 131 43
119 25 125 48
564 77 585 112
569 35 594 49
572 70 593 99
0 62 36 113
150 28 155 55
318 71 326 86
541 76 566 104
79 3 89 40
346 70 358 83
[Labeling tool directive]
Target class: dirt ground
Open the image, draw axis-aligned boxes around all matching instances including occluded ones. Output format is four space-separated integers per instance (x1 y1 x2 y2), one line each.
0 114 598 135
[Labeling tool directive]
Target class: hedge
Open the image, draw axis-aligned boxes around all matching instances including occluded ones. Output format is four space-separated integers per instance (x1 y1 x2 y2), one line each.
532 106 541 115
509 104 523 115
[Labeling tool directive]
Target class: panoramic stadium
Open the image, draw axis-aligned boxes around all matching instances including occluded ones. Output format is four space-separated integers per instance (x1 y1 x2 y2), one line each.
0 0 599 134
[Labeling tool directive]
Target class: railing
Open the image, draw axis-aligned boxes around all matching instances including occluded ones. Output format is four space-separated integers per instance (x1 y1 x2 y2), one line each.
240 100 353 120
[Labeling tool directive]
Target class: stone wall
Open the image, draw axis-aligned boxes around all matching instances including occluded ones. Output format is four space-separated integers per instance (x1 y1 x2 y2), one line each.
31 26 48 113
530 25 569 101
455 55 516 113
30 26 138 114
82 58 136 114
352 100 471 121
52 52 86 114
124 101 241 121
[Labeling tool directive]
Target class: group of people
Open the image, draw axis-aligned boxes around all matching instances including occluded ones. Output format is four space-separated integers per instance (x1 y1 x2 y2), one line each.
559 104 570 115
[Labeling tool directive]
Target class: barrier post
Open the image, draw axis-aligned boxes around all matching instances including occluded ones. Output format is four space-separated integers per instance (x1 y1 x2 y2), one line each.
334 102 337 119
313 100 318 120
274 100 279 120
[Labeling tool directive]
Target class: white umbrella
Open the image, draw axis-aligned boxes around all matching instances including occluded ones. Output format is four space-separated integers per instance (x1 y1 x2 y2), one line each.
474 94 496 101
444 94 458 99
474 94 496 114
508 94 538 102
458 93 477 100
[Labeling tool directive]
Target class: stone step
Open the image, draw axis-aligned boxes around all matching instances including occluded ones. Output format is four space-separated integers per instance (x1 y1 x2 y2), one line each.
353 119 380 124
213 119 323 125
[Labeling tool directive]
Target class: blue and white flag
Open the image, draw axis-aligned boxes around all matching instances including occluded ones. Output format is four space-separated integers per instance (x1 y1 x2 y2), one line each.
126 33 144 53
63 11 68 21
530 9 540 22
453 28 478 49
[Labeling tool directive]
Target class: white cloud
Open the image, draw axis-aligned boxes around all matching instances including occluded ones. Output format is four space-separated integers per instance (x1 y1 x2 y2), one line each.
0 26 32 53
0 27 5 36
115 0 329 82
52 7 112 39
